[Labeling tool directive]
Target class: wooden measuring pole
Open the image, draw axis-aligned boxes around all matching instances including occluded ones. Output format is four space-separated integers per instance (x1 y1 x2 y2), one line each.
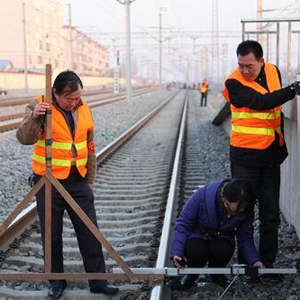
44 64 52 273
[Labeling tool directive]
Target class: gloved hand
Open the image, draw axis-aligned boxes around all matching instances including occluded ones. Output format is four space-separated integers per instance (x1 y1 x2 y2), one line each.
290 81 300 95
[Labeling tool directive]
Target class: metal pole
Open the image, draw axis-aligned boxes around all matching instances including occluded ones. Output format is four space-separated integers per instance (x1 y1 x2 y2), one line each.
298 73 300 187
68 4 73 70
287 21 292 83
159 8 162 86
125 0 132 101
22 2 28 94
242 22 245 41
266 32 269 61
276 22 280 68
298 33 300 73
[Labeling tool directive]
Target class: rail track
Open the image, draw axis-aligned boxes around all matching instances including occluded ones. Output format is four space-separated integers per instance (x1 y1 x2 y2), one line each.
0 86 150 107
1 89 295 299
0 89 186 299
0 87 156 133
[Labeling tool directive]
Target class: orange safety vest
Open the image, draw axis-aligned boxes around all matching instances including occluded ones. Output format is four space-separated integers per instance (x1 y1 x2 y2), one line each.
32 96 94 179
222 62 284 150
200 82 208 93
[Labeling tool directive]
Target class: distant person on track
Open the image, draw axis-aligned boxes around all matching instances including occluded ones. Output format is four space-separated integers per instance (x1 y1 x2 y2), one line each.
200 79 209 106
16 71 118 299
223 40 300 271
170 179 264 290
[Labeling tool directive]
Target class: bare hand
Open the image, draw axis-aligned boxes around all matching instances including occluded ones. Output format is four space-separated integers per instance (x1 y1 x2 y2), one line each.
253 261 265 269
173 255 186 269
32 102 50 119
88 183 94 191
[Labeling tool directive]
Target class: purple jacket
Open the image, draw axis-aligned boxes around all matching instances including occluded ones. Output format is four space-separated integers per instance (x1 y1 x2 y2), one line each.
170 180 261 265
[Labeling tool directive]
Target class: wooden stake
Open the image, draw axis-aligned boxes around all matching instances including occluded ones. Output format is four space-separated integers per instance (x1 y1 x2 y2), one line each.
44 64 52 273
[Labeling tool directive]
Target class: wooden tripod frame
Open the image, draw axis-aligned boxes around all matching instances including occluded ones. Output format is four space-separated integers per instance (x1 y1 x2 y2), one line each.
0 64 165 283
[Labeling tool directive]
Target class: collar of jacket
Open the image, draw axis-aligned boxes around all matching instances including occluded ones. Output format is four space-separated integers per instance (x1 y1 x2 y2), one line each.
254 64 265 84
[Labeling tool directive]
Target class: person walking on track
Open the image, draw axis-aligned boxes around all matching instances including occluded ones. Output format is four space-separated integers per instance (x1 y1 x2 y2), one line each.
200 79 209 106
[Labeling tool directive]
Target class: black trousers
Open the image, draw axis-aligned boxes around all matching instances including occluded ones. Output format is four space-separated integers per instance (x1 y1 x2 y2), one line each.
231 163 280 267
200 93 207 106
34 173 107 289
185 237 235 268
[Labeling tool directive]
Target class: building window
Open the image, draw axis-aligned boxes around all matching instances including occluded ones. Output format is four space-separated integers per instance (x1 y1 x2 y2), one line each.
39 40 42 50
38 56 43 64
46 43 51 51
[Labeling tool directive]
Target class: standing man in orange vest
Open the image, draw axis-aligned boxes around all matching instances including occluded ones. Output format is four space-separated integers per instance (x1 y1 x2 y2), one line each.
223 40 300 271
16 71 118 298
200 79 209 106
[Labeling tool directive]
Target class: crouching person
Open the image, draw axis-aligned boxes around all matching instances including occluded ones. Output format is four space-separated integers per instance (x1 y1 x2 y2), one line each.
170 179 264 290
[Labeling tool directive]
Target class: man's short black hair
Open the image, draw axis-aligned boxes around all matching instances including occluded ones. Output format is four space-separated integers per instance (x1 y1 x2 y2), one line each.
223 179 256 207
236 40 263 61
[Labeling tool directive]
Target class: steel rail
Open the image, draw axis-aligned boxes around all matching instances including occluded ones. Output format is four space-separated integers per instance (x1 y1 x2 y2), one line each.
0 88 156 133
0 88 106 107
0 86 150 107
113 266 299 276
0 88 153 123
0 90 180 258
150 91 188 300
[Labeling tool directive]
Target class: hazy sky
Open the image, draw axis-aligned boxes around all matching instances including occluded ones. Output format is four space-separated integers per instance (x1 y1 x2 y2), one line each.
61 0 299 35
60 0 300 82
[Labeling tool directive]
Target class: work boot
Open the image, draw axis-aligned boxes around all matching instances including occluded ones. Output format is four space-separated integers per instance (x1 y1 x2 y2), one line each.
180 274 198 290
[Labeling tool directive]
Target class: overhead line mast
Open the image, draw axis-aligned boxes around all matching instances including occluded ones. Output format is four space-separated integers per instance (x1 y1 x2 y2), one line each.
116 0 136 101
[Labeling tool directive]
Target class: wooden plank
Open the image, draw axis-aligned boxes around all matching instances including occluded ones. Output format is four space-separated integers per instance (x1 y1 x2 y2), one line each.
0 177 44 237
44 64 52 273
0 273 164 281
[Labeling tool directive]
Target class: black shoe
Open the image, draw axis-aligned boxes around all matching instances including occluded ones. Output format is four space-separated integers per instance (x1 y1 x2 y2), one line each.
210 274 228 288
90 284 119 295
180 274 198 290
48 286 66 299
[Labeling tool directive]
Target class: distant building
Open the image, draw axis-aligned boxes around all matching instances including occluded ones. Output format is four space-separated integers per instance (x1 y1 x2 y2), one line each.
0 60 14 72
0 0 109 76
64 26 109 76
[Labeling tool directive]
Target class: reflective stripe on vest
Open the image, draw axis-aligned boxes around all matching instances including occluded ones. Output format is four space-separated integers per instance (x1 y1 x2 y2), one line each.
232 125 274 136
231 110 281 120
33 153 72 167
35 140 72 150
35 139 87 151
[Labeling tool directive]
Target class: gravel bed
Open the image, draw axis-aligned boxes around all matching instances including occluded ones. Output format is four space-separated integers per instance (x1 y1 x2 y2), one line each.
0 89 172 221
170 90 300 300
0 88 299 300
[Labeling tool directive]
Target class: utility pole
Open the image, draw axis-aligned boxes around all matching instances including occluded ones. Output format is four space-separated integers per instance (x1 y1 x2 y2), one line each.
159 8 163 87
211 0 220 86
117 0 136 101
22 2 28 93
68 4 73 70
